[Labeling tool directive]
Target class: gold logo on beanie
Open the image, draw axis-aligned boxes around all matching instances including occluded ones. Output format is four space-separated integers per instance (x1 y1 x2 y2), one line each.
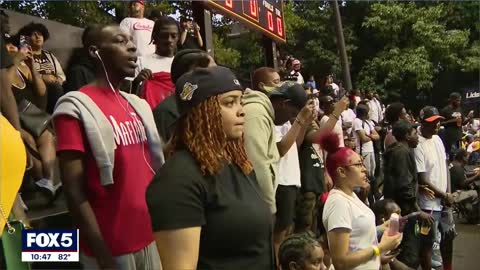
180 82 198 101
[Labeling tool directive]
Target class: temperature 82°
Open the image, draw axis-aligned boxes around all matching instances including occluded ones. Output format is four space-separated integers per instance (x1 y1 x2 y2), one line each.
58 254 71 260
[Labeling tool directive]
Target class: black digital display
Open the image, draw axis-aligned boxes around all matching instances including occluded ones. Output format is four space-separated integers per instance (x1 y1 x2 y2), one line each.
206 0 286 43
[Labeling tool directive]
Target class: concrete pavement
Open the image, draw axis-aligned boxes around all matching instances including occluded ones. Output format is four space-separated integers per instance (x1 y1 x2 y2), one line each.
453 223 480 269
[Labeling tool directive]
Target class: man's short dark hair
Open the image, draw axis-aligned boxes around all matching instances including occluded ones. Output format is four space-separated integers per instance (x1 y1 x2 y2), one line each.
151 16 179 41
392 120 417 141
252 67 276 90
356 103 369 118
149 10 162 21
170 49 211 83
82 24 101 48
18 22 50 41
385 102 405 124
83 24 109 49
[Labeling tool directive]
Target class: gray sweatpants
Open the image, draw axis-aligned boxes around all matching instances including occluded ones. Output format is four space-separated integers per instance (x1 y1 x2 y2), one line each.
81 241 161 270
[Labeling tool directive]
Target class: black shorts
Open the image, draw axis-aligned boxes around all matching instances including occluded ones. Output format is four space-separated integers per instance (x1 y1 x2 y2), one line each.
275 185 298 231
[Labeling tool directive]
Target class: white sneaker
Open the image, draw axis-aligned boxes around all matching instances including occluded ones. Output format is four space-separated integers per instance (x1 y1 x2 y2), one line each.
35 178 56 196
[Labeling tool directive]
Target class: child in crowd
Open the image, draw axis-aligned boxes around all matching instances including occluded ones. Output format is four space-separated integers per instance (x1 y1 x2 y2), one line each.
279 232 326 270
372 199 417 270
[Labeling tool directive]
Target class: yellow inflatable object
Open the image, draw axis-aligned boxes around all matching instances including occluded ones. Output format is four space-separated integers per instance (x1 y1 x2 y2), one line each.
0 116 26 236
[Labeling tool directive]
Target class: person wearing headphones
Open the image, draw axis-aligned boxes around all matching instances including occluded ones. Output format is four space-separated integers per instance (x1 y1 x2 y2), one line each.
52 25 163 269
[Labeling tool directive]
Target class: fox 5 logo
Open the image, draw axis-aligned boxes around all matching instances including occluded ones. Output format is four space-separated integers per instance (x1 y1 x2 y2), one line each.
22 230 78 252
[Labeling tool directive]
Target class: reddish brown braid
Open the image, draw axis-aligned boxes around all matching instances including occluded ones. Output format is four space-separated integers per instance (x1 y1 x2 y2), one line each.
168 96 253 176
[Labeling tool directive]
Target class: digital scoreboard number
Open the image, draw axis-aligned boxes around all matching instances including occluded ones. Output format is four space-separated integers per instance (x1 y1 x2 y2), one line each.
206 0 286 43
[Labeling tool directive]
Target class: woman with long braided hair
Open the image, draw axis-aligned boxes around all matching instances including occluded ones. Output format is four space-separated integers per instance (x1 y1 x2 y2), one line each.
146 66 274 270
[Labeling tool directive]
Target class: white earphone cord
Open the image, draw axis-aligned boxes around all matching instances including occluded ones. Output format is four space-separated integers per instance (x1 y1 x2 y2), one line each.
96 51 156 175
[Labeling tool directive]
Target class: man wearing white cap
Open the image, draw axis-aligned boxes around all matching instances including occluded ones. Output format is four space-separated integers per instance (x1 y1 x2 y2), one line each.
289 59 304 84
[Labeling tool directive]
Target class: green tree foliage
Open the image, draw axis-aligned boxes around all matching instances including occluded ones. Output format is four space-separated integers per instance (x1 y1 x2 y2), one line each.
3 0 477 107
282 1 358 83
213 33 240 69
0 0 174 27
357 2 474 100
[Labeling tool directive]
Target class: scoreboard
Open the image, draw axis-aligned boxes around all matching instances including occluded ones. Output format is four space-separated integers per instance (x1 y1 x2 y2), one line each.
206 0 286 43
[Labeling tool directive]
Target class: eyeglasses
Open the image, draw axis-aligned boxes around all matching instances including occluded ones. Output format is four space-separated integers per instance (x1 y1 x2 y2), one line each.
345 162 365 168
344 159 366 169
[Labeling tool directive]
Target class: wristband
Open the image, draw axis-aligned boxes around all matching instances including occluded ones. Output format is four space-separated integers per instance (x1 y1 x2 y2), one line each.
372 245 380 257
331 113 340 120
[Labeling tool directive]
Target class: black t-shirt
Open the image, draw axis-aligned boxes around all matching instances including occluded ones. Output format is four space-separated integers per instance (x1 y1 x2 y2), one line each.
450 164 466 191
441 105 463 144
152 95 180 142
146 150 274 270
180 32 202 50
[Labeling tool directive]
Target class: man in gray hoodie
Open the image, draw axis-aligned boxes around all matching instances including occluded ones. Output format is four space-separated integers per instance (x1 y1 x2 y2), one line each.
244 68 349 266
244 67 349 215
243 67 313 215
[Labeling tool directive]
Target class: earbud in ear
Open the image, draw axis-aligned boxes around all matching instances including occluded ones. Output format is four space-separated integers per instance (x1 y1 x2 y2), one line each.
94 50 100 58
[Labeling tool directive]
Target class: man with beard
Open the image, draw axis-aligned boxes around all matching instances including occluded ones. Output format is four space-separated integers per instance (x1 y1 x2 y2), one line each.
53 25 163 269
415 106 454 270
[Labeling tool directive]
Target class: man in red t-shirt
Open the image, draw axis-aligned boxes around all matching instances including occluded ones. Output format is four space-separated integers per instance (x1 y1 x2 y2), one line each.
132 16 178 108
53 25 163 269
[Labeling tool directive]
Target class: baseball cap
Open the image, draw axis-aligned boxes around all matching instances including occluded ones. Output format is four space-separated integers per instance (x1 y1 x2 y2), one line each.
392 120 419 140
419 106 444 123
264 81 307 110
131 0 145 5
175 66 243 115
449 92 461 99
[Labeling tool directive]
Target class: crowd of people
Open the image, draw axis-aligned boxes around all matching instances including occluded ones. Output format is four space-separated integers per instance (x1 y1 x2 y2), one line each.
1 1 480 270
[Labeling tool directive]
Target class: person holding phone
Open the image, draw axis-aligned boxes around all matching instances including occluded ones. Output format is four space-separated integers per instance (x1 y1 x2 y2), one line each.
18 22 66 113
179 17 203 50
372 199 416 270
320 131 401 270
4 34 60 198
